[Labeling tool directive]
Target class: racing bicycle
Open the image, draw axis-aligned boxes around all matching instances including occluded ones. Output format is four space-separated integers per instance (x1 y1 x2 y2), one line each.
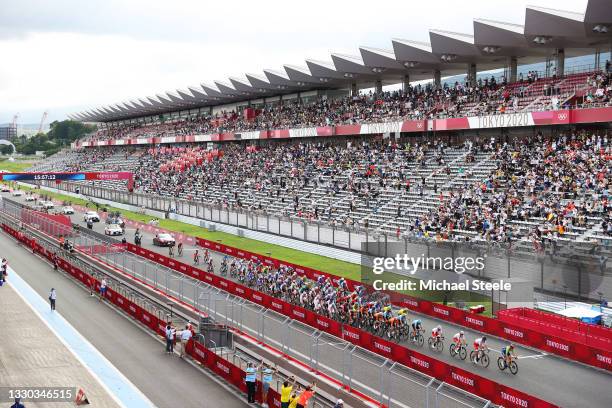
449 342 467 360
428 335 444 352
409 328 425 347
497 354 519 375
470 349 490 368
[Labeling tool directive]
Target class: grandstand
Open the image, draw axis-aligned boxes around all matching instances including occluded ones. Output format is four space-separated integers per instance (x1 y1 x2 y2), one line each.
26 1 612 297
29 131 611 248
72 68 608 143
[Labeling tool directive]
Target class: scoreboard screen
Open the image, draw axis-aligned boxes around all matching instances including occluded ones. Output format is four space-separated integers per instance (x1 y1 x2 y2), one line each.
0 172 133 182
2 173 85 181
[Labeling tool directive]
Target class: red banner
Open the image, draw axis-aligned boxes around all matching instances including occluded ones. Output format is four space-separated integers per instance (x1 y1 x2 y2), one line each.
498 308 612 349
75 107 612 149
314 315 342 337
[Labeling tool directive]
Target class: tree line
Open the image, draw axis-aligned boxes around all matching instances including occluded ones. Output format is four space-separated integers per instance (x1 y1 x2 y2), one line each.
1 120 96 156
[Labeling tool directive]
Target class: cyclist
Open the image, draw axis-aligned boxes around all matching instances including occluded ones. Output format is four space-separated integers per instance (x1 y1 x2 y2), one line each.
382 305 393 320
452 331 467 347
501 343 516 367
373 309 386 323
431 325 443 346
411 318 422 339
299 286 309 306
397 308 408 326
327 301 337 318
473 336 488 362
388 308 407 336
366 301 381 319
354 285 366 298
349 301 360 323
193 250 200 265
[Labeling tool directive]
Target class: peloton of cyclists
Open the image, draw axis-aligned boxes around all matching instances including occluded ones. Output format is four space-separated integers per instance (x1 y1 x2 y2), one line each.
188 251 522 371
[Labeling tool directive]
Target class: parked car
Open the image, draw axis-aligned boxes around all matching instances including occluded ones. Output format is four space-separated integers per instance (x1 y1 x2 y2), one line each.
106 216 125 228
104 224 124 236
11 190 23 196
153 233 175 247
62 206 75 214
25 195 36 202
83 211 100 222
42 201 54 209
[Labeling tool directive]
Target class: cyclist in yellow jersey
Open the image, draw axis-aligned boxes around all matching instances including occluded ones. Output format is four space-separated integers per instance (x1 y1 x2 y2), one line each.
397 308 408 325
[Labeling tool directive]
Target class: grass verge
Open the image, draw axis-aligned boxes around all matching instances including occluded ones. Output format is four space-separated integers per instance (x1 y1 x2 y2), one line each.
0 160 37 173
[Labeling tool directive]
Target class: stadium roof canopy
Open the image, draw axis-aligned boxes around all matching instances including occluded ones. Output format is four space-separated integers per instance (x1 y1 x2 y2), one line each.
70 0 612 123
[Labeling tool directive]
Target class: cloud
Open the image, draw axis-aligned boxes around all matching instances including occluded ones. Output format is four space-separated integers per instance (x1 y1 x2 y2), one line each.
0 0 590 123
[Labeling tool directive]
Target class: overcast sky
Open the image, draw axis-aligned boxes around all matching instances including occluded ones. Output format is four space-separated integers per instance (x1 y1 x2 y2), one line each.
0 0 589 124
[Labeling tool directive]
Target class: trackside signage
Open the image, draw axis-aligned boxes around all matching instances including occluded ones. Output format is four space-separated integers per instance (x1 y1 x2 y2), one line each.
316 318 329 328
545 339 570 352
270 301 283 312
595 353 611 367
500 391 529 408
373 340 392 356
409 355 430 370
291 309 305 320
342 328 360 341
450 371 475 388
433 306 450 316
503 327 525 339
465 315 485 327
467 112 532 128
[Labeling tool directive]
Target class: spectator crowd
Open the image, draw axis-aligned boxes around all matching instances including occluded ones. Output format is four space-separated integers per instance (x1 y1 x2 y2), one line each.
80 69 612 144
29 127 612 249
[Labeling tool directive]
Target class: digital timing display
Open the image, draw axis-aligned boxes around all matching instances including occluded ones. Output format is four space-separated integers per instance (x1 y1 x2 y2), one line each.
1 173 86 181
0 172 133 182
